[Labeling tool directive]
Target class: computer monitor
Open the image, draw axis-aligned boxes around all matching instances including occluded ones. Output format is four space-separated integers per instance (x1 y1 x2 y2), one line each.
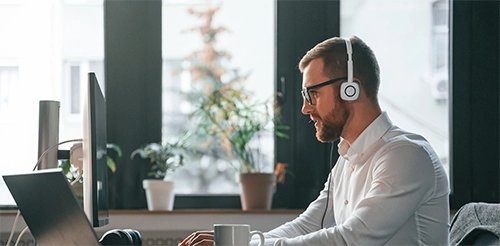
82 72 109 227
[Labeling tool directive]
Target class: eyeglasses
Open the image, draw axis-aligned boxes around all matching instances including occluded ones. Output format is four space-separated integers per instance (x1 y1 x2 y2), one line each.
301 77 347 105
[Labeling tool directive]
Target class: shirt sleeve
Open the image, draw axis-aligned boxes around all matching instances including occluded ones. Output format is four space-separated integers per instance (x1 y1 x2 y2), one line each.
249 176 336 246
255 143 438 246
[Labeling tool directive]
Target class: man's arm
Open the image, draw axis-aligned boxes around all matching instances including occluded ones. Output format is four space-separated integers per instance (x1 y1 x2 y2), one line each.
250 175 335 246
261 143 446 245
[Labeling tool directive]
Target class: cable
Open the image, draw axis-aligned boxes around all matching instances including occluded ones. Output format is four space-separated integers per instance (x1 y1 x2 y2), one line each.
8 170 82 246
70 169 83 186
6 138 83 246
14 226 29 246
5 210 20 246
320 142 336 229
32 138 83 171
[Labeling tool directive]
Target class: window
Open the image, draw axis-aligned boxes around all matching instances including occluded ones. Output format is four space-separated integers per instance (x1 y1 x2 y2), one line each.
161 1 275 194
83 0 499 210
340 0 450 178
431 0 449 102
0 65 19 205
0 66 18 113
63 60 104 116
0 1 104 205
3 0 496 210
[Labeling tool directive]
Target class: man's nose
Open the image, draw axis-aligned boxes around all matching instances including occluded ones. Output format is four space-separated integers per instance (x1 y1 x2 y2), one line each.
301 99 312 115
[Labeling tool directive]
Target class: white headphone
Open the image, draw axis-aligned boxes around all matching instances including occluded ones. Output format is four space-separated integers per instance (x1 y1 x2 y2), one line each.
340 38 360 101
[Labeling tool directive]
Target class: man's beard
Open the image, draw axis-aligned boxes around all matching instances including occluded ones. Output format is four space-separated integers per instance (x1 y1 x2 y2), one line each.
316 101 349 143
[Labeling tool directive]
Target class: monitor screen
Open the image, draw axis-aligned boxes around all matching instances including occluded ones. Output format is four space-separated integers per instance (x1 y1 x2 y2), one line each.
82 72 109 227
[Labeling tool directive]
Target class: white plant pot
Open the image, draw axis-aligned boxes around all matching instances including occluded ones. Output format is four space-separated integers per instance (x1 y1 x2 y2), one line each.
142 179 175 211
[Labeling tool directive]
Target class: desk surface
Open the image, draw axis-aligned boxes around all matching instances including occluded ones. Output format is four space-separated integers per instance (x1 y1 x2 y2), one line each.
0 208 303 214
1 209 304 233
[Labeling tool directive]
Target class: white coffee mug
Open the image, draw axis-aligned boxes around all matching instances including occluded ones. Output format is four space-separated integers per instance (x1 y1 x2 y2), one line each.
214 224 265 246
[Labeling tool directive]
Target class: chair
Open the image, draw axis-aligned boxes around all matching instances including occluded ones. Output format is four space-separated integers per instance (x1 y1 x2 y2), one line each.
449 202 500 245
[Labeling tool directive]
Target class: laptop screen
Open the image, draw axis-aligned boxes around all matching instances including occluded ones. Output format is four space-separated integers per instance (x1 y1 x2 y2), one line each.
3 168 100 246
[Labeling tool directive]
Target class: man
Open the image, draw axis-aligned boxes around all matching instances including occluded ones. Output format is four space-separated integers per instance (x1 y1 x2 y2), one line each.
179 36 450 246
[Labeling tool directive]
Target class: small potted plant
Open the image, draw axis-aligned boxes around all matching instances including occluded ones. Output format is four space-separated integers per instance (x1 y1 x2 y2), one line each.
131 138 186 211
60 143 122 207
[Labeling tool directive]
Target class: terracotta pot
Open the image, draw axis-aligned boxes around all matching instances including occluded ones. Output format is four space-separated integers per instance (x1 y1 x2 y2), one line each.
239 173 276 210
142 179 175 211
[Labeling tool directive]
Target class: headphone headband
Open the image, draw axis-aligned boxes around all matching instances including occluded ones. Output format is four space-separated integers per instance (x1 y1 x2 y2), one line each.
340 37 359 101
344 38 353 83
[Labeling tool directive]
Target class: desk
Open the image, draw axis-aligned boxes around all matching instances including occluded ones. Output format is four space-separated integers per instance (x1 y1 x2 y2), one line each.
1 209 302 246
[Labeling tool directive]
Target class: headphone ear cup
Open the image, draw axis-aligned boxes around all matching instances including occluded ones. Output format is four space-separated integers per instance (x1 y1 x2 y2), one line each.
340 81 360 101
100 229 134 246
123 229 142 246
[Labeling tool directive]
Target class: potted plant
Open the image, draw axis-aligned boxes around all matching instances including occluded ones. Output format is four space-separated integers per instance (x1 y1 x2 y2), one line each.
191 83 288 210
180 6 289 210
130 138 186 211
59 143 122 207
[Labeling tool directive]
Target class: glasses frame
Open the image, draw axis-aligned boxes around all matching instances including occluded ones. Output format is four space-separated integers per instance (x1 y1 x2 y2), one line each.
301 77 347 105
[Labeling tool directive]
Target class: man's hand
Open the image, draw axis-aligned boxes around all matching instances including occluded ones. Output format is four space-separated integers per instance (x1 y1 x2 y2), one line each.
178 231 214 246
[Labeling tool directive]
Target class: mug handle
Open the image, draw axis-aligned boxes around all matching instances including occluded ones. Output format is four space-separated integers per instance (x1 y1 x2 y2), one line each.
250 230 265 246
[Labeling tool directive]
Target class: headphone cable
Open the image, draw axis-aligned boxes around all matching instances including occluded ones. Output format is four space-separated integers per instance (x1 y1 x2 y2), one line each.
320 142 335 228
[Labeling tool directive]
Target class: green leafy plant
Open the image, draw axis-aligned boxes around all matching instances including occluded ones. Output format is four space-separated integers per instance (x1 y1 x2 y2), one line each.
130 138 186 179
192 86 288 173
60 143 122 181
105 143 121 173
180 6 289 174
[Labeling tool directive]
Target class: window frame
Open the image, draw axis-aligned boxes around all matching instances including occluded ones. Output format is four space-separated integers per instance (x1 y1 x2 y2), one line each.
104 0 340 210
62 60 105 120
103 0 500 210
448 0 500 209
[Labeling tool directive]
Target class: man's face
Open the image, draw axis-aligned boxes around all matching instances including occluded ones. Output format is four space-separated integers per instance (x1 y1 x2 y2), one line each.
301 58 349 143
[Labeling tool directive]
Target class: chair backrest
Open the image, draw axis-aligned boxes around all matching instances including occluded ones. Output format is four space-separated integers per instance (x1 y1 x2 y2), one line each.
449 202 500 245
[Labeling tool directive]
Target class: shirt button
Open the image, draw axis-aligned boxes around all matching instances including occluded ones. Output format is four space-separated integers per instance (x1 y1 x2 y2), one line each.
344 200 349 205
350 166 355 171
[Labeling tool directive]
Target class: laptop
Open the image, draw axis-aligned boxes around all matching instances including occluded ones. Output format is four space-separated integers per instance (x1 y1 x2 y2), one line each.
3 168 100 246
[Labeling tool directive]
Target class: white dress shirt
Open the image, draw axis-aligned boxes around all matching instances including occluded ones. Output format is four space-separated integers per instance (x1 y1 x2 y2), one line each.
252 112 450 246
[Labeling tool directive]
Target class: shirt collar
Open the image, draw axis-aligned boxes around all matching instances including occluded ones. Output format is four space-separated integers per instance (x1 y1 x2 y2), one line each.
338 112 393 162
